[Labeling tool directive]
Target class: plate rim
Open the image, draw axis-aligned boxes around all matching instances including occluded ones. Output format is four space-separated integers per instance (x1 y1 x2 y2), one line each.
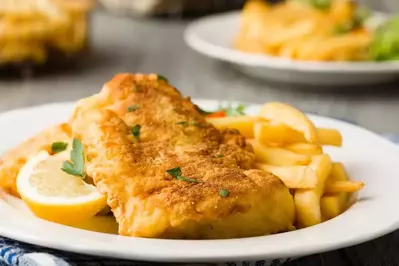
1 100 399 262
184 11 399 73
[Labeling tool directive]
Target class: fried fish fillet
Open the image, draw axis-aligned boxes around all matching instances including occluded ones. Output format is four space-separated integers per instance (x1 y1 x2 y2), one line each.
0 123 71 196
70 73 295 239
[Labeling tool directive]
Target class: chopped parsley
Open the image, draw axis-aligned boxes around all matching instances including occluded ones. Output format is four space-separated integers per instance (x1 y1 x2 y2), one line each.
311 0 331 10
217 154 223 158
131 125 141 140
198 107 213 115
127 104 140 112
157 75 168 83
295 0 331 10
133 85 141 92
176 176 201 183
226 103 246 116
166 166 200 183
219 189 229 198
333 7 370 34
217 101 246 117
61 138 85 178
51 142 68 154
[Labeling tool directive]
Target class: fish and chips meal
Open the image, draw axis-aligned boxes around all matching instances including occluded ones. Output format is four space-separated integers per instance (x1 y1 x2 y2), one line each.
0 73 364 238
235 0 399 62
0 0 93 66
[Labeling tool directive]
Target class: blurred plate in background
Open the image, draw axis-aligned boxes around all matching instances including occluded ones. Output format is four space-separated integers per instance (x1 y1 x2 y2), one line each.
184 11 399 86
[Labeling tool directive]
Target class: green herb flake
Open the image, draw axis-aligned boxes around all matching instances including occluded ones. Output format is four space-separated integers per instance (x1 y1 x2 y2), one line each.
131 125 141 140
166 167 200 183
127 104 140 112
217 154 223 158
51 142 68 154
61 138 85 178
311 0 331 10
220 101 246 117
176 121 188 125
158 75 168 83
198 107 213 115
333 7 370 35
219 189 229 198
166 167 182 177
176 176 201 183
133 85 141 92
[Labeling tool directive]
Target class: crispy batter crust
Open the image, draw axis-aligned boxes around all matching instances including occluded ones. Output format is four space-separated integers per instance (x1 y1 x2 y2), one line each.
70 73 295 239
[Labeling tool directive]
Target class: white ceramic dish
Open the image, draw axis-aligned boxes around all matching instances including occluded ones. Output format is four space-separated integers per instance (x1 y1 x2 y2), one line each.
184 12 399 86
1 100 399 263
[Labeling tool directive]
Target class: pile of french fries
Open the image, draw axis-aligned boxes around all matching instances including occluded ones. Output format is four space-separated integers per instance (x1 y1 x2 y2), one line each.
207 102 364 229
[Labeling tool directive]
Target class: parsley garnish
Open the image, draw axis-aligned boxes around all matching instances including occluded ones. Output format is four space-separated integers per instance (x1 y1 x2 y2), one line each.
166 167 182 177
219 189 229 198
198 107 213 115
216 101 246 117
166 167 200 183
133 85 141 92
51 142 68 154
127 104 140 112
217 154 223 158
61 138 85 178
333 7 370 34
176 121 202 127
131 125 141 140
226 103 246 116
158 75 168 83
311 0 331 10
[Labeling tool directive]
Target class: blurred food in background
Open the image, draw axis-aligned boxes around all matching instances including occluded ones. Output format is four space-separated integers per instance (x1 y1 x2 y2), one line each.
0 0 93 69
234 0 399 62
99 0 244 17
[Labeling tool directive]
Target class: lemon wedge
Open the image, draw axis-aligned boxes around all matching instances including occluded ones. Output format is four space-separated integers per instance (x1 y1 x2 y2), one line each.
17 151 107 226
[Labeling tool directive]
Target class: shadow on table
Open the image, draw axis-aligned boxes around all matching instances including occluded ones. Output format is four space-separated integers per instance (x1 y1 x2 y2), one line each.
0 50 125 82
218 63 399 98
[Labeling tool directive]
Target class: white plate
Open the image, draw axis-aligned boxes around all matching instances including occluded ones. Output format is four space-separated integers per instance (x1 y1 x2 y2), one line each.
1 100 399 263
184 12 399 86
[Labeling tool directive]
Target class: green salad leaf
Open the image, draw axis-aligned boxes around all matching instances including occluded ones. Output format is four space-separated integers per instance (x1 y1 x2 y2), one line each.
370 16 399 61
333 6 371 35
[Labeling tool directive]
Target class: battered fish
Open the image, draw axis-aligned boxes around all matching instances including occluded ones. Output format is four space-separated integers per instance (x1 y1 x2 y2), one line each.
70 73 295 239
0 123 71 196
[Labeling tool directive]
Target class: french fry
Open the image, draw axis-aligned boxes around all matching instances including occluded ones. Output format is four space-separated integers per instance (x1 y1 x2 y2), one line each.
254 163 317 189
320 163 350 220
329 162 348 181
320 195 345 221
249 140 310 166
207 116 257 138
284 143 323 155
317 128 343 147
258 102 319 143
254 121 305 145
324 180 364 193
294 154 332 228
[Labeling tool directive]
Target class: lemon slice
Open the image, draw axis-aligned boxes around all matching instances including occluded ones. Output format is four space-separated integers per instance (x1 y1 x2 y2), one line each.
17 151 107 226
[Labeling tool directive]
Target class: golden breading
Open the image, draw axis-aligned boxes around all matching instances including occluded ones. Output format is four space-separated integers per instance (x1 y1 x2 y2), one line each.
70 73 295 239
0 123 71 196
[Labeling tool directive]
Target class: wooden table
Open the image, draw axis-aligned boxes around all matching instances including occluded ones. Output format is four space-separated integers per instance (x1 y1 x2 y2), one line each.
1 12 399 266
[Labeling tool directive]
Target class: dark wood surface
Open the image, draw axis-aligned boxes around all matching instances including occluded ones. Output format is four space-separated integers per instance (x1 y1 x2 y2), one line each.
1 12 399 266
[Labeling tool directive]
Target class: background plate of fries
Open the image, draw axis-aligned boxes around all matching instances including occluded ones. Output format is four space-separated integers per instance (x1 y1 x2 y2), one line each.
184 12 399 86
1 99 399 262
